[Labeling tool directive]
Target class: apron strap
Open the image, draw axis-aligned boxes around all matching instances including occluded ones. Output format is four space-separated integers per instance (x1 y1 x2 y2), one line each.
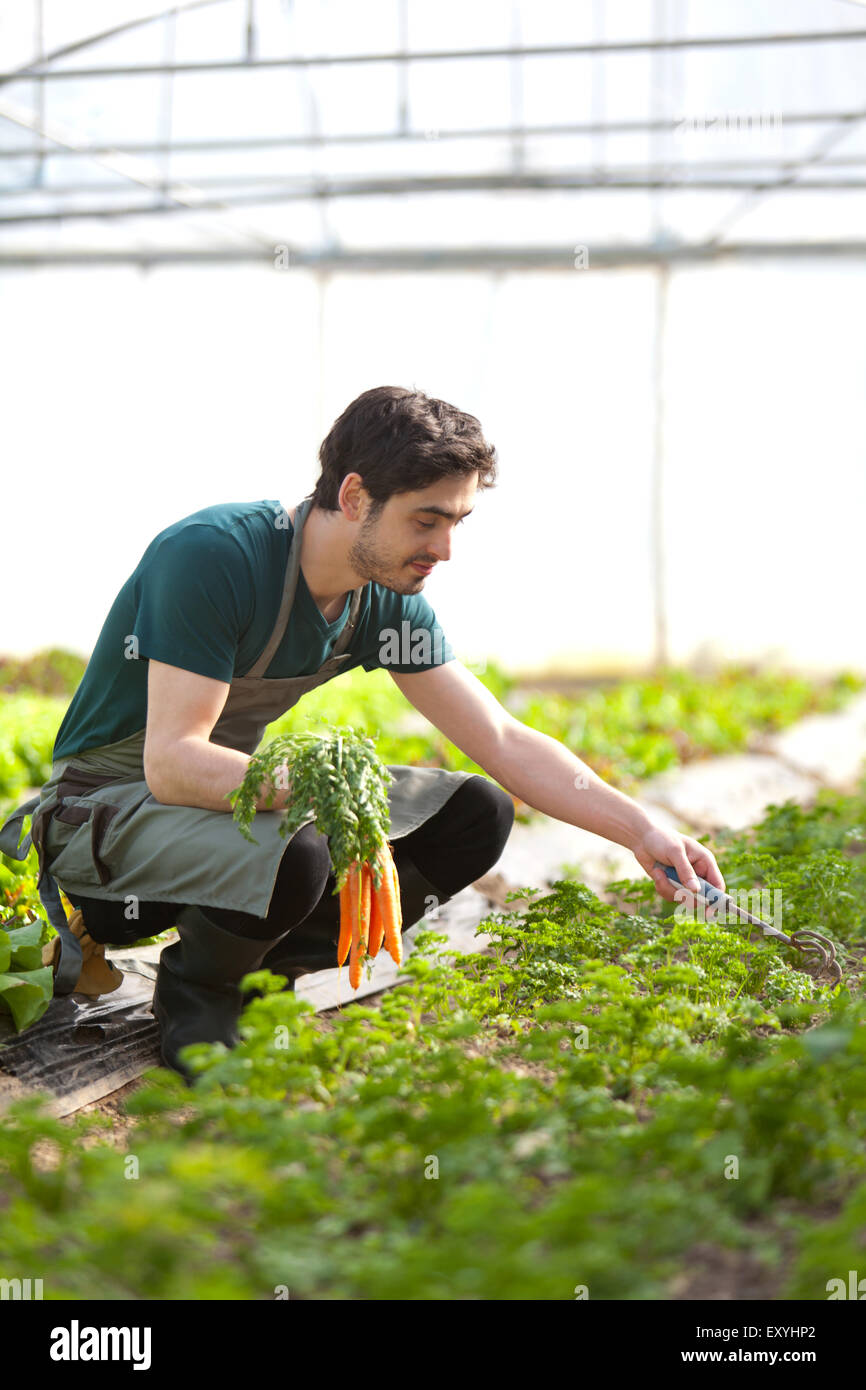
0 793 40 859
246 497 312 679
0 796 84 995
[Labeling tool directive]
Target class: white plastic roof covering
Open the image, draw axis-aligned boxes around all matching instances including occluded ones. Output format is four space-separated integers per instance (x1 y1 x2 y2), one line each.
1 0 866 263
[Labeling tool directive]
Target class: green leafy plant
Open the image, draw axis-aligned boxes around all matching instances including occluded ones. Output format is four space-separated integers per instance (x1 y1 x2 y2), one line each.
1 664 866 1300
229 723 394 893
0 911 53 1032
0 647 86 697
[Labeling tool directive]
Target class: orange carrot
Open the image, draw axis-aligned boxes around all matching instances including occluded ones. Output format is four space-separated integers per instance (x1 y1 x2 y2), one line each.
379 842 403 967
341 851 399 987
359 861 371 956
348 863 362 989
346 860 372 990
390 846 403 931
337 876 353 967
368 873 385 958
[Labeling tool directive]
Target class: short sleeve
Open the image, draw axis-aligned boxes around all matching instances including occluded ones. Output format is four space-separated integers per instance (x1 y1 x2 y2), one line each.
131 527 250 682
362 591 456 673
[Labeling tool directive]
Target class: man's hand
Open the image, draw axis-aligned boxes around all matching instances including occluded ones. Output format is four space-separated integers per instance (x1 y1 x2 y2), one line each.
389 662 729 909
631 823 726 907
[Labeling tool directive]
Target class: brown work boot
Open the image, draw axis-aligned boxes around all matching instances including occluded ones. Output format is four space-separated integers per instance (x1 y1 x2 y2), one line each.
41 908 124 998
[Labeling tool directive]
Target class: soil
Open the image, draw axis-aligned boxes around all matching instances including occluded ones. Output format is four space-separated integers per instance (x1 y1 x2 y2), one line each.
69 1078 145 1143
667 1195 848 1300
667 1240 786 1301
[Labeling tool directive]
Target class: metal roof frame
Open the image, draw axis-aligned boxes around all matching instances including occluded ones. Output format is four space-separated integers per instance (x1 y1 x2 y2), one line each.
1 1 865 266
5 27 866 83
3 1 863 671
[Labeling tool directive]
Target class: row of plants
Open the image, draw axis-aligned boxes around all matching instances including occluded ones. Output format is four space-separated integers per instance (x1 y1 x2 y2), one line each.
2 649 860 804
0 775 863 1299
506 665 865 789
0 647 86 698
270 663 865 794
0 654 861 1039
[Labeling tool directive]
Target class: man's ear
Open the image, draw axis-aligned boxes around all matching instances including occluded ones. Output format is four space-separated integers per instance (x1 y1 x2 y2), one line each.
337 472 369 523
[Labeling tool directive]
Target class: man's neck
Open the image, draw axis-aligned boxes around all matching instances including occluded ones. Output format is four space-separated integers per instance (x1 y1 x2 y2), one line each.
290 504 360 621
316 592 349 623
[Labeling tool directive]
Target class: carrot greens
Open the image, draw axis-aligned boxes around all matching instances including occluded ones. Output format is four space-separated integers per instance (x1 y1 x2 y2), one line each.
228 725 393 894
228 726 404 984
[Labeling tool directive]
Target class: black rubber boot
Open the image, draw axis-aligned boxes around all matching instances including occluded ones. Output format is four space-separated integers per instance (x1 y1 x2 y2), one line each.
392 846 454 933
257 849 453 982
151 904 294 1081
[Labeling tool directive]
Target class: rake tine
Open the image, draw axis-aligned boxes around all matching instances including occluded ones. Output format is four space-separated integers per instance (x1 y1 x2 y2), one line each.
789 929 843 985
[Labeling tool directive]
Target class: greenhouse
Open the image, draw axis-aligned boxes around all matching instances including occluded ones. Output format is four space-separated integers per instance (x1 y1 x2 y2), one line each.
1 0 865 1338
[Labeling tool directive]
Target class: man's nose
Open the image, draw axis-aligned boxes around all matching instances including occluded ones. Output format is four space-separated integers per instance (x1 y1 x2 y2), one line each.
428 529 453 562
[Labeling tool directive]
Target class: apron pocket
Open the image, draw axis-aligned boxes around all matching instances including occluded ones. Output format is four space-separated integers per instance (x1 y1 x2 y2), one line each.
44 795 122 889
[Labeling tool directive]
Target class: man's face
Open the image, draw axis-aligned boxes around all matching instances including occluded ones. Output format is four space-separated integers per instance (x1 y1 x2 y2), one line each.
347 477 477 594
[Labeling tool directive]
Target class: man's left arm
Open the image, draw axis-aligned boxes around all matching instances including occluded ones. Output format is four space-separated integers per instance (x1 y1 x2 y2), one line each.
389 660 725 905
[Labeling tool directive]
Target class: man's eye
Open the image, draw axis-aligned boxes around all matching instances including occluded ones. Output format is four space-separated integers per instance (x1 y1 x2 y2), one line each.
417 521 435 530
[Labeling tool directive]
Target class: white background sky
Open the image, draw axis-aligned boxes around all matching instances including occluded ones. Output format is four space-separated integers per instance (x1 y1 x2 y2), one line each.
1 0 865 676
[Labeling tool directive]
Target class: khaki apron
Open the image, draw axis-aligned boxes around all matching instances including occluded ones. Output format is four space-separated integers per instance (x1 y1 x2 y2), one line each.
0 496 473 993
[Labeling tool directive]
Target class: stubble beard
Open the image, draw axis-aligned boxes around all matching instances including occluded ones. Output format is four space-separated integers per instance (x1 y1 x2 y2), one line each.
347 514 429 595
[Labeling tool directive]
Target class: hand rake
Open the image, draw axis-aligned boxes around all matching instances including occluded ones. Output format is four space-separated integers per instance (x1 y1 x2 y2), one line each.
657 864 843 986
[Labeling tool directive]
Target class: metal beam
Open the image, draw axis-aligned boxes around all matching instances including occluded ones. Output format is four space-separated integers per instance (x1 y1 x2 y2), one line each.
8 156 866 199
0 98 277 249
0 111 855 160
4 29 866 82
0 0 233 87
1 242 865 270
4 171 866 225
651 264 670 670
703 104 866 247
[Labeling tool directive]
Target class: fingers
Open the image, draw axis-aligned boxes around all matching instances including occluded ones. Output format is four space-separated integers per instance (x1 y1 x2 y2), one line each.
653 872 683 905
650 852 701 898
672 850 701 895
637 832 726 907
645 860 696 906
683 838 726 894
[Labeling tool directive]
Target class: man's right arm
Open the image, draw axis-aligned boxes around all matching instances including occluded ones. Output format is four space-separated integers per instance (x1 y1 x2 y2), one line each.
142 659 290 813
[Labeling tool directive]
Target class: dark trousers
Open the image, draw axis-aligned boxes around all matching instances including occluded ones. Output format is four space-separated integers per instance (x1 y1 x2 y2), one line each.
67 775 515 953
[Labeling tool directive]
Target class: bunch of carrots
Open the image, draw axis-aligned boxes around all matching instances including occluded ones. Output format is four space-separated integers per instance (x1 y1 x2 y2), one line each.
338 840 404 989
230 725 404 991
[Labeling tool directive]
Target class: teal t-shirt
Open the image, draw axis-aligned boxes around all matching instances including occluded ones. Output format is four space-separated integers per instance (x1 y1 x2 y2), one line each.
52 498 455 762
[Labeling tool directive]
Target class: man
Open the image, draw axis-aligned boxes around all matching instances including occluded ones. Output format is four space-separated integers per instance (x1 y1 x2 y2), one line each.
4 385 724 1080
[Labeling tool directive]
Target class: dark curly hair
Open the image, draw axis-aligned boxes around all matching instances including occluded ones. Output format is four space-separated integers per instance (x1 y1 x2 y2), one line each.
310 385 498 514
